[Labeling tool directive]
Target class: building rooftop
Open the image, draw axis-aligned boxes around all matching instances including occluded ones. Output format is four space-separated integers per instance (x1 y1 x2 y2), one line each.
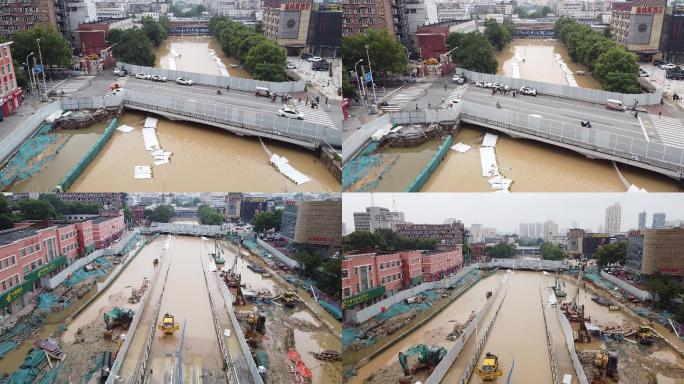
0 228 39 245
92 216 119 224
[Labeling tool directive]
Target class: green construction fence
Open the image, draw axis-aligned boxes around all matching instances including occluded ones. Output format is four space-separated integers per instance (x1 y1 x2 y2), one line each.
54 118 118 192
405 135 453 192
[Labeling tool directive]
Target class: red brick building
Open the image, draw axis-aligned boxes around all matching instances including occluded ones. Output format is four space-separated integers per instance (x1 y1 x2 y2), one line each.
0 42 22 118
421 246 463 282
416 25 450 60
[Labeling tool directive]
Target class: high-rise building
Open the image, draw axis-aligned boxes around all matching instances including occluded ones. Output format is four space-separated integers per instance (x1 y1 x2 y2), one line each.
604 203 622 235
653 212 667 228
353 207 405 232
292 200 341 247
638 211 647 230
543 220 558 241
0 0 57 42
642 227 684 283
240 197 268 223
611 0 666 61
519 223 528 238
262 0 313 56
224 193 242 221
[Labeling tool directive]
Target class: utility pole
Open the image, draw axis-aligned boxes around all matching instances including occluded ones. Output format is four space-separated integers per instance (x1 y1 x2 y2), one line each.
354 59 364 106
36 38 48 100
25 52 35 96
364 44 377 105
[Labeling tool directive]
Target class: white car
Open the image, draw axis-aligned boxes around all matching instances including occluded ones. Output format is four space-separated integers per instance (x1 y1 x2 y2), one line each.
277 107 304 120
307 56 323 62
483 82 494 88
520 86 537 96
150 75 167 82
286 62 296 69
660 63 676 70
176 77 193 85
135 73 149 80
452 75 465 84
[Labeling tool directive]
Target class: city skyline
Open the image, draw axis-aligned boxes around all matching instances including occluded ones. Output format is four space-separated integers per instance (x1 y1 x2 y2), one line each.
343 193 684 234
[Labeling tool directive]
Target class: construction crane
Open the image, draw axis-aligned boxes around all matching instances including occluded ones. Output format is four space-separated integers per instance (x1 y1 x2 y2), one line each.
397 344 447 377
475 352 503 381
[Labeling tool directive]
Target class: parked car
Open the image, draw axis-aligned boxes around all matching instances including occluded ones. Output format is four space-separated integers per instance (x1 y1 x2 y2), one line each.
605 98 626 111
494 83 510 91
660 63 677 70
452 74 465 84
150 75 167 82
520 86 537 96
277 107 304 120
300 53 313 60
255 86 271 97
286 62 296 69
113 67 121 76
307 56 323 62
312 60 329 71
639 69 649 77
135 73 150 80
176 77 193 85
475 80 485 88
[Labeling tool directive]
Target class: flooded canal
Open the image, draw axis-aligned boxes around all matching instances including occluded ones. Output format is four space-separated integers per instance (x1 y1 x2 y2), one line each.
496 38 602 89
7 36 340 192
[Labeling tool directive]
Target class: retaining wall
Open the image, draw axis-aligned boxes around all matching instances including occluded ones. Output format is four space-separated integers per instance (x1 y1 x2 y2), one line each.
119 63 306 94
54 118 119 192
599 271 652 301
342 113 392 163
255 238 300 269
556 305 590 384
405 135 453 192
455 69 662 105
345 264 477 324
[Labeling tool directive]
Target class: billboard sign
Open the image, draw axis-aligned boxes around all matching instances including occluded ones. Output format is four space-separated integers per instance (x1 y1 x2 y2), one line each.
278 11 301 39
629 14 654 44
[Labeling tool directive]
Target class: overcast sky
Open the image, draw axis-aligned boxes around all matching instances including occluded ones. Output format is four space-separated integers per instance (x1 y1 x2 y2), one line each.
343 193 684 234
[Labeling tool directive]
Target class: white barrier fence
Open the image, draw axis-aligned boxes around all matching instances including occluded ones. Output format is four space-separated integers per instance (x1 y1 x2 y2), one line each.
119 63 306 94
40 249 107 290
456 69 662 106
345 264 478 324
540 289 561 384
143 223 226 237
600 271 652 301
255 238 300 269
0 100 62 164
342 113 392 163
425 278 507 384
556 306 590 384
61 94 124 111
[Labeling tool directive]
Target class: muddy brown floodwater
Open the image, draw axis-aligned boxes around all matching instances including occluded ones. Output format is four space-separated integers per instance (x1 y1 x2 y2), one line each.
9 36 340 192
412 39 681 192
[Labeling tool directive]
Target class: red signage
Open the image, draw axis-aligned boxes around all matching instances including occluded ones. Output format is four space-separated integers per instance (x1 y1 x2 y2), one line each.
284 2 309 11
307 236 334 243
636 6 663 14
659 267 684 273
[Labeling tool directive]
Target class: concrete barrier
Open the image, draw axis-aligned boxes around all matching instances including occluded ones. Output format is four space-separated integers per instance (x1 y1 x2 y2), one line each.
345 264 478 324
557 306 590 384
255 238 300 269
0 101 62 165
40 249 107 290
482 258 566 271
405 135 453 192
600 271 652 301
342 114 392 163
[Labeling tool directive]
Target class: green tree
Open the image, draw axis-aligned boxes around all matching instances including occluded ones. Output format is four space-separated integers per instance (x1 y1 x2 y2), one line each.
142 17 168 47
595 241 627 269
253 63 288 82
17 199 59 220
450 32 498 74
251 210 283 233
540 242 565 260
123 206 132 225
318 257 341 299
342 70 357 99
485 242 516 258
145 205 174 223
111 29 156 66
293 246 322 278
11 26 72 68
484 18 511 51
342 29 408 79
647 272 681 309
0 195 15 230
342 230 382 252
198 204 224 225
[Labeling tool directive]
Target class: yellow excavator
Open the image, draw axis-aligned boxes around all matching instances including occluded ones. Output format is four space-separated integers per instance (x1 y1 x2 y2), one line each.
157 313 180 335
475 352 503 381
637 322 654 345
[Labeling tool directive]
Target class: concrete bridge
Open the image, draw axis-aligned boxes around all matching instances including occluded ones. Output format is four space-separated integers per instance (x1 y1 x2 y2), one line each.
141 223 228 237
168 18 210 35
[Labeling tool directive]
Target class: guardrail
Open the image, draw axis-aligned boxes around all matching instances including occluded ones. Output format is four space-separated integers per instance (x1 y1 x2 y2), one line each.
556 306 590 384
61 95 123 111
123 89 341 148
425 277 507 384
142 223 227 237
455 68 662 105
118 63 306 94
219 277 265 384
345 264 477 324
539 289 561 384
255 238 299 269
200 257 239 384
481 258 566 271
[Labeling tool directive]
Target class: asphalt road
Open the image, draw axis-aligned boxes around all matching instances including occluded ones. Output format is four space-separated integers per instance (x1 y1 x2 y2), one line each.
125 78 337 128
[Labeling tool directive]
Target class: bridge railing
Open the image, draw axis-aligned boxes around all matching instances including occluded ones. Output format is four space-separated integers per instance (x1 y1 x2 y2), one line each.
123 89 341 147
61 94 124 110
455 69 662 105
118 63 306 94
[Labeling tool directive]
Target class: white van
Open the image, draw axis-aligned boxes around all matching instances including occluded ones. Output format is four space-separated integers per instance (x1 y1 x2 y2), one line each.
605 99 625 111
255 87 270 97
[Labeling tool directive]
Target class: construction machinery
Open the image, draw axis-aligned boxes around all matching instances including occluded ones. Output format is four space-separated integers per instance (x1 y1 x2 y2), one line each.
636 323 654 345
274 291 301 307
103 307 134 331
554 272 567 297
223 242 243 288
397 344 447 377
475 352 503 381
592 351 618 383
157 313 180 335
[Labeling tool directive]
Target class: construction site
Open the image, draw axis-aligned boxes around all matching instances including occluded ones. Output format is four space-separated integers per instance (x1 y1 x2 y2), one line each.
342 264 684 384
0 225 341 384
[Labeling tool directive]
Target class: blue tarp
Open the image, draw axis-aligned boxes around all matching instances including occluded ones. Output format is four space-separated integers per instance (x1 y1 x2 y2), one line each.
63 257 111 287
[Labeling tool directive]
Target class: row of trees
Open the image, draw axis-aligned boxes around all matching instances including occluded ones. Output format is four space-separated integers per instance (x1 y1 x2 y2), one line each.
209 16 287 81
198 204 223 225
145 205 174 223
343 229 437 253
447 19 512 74
556 18 641 93
0 195 103 230
107 17 169 66
293 247 340 298
251 210 283 233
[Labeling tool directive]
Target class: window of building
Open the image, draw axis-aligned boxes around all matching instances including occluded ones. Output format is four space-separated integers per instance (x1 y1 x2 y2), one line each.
342 269 348 279
343 287 351 298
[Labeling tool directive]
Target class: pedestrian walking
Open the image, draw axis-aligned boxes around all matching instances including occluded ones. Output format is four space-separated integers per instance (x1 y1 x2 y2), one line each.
416 103 419 110
428 102 431 109
659 110 662 117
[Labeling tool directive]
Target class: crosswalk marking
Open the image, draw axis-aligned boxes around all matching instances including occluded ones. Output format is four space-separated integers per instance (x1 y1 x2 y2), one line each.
649 114 684 148
379 83 432 112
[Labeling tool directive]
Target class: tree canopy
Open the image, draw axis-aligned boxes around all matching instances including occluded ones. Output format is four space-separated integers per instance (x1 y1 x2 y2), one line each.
485 242 516 258
556 18 640 93
251 210 283 233
595 241 627 269
540 242 564 260
198 204 223 225
647 272 681 309
11 26 72 68
209 16 287 81
145 205 174 223
141 16 169 47
483 19 512 52
0 195 14 230
342 29 408 79
17 199 59 221
448 32 499 74
109 28 156 66
342 229 437 253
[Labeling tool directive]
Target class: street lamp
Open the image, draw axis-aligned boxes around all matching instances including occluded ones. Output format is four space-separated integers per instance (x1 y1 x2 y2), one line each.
25 52 35 95
364 44 378 105
354 59 365 106
36 38 48 100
